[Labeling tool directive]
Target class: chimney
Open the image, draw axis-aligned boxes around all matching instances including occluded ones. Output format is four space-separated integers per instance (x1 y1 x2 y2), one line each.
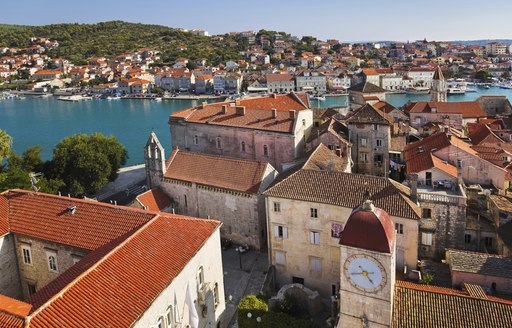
289 110 297 119
222 105 228 114
409 173 418 201
236 106 246 115
271 108 277 118
272 93 277 99
67 206 77 215
335 149 342 157
235 99 241 106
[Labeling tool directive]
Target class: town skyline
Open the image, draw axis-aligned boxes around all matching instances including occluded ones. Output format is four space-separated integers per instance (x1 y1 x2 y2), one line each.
2 0 511 42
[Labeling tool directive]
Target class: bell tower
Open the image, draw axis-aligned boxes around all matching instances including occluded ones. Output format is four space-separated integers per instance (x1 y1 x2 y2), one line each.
338 200 396 328
431 66 447 102
144 131 166 189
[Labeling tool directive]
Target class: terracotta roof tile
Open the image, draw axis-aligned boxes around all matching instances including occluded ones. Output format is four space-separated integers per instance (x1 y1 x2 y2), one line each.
431 155 457 177
346 103 393 125
0 192 9 235
349 81 386 93
164 149 271 194
265 73 294 82
0 294 31 317
469 124 504 145
404 132 451 174
302 143 348 172
0 312 24 328
409 101 487 118
264 170 420 220
6 190 154 250
170 94 309 133
447 249 512 278
135 188 172 211
27 214 220 327
393 280 512 328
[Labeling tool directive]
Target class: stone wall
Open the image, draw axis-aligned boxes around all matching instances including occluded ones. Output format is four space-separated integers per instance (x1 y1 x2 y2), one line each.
170 121 305 172
267 196 418 299
348 123 391 176
14 234 89 300
159 179 264 250
0 234 22 300
451 271 512 295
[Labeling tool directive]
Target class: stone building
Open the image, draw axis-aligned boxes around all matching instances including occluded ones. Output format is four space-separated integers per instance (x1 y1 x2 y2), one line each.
264 169 420 299
346 104 393 176
334 201 512 327
147 147 277 250
475 95 512 116
408 101 487 130
430 66 447 102
266 74 295 93
169 93 313 172
0 190 225 328
446 249 512 295
348 81 386 109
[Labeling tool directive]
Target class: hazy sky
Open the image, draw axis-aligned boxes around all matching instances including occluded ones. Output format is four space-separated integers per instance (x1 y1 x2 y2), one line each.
1 0 510 42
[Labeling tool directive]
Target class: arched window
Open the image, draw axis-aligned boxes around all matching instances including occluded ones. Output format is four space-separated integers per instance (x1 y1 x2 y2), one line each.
166 306 173 326
241 141 246 153
193 135 199 145
216 137 222 149
197 266 205 292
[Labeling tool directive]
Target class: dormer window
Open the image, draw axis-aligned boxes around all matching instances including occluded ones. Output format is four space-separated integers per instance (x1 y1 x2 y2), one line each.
431 107 437 113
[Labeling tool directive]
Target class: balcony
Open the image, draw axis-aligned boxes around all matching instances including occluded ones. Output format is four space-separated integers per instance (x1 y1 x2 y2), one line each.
417 184 467 206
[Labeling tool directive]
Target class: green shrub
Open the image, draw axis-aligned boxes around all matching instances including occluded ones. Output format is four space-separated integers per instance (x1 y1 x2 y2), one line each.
237 294 268 328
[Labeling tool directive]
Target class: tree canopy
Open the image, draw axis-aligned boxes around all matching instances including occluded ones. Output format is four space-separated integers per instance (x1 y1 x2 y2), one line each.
50 133 127 196
0 129 12 160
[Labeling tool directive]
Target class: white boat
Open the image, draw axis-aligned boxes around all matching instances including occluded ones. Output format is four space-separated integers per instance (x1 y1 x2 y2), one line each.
405 87 430 94
58 96 80 102
153 97 162 101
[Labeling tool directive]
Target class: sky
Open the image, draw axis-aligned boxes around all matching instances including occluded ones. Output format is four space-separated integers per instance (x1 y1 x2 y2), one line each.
1 0 511 42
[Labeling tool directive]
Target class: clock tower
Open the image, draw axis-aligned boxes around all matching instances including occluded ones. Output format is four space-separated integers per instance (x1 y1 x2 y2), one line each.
338 200 396 328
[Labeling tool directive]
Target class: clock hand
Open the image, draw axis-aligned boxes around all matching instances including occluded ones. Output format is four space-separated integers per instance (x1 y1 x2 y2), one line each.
366 275 374 285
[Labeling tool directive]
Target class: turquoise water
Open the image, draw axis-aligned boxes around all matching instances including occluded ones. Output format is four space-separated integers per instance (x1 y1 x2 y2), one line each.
1 87 512 166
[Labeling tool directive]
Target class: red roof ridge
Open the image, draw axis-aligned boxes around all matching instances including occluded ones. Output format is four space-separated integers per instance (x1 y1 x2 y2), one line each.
0 294 31 318
6 189 155 216
396 280 512 305
27 215 162 319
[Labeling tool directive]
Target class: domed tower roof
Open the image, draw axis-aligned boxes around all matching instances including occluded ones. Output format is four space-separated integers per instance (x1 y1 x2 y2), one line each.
340 200 395 253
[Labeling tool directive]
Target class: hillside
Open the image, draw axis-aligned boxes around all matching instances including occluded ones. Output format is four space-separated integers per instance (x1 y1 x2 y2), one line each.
0 21 245 65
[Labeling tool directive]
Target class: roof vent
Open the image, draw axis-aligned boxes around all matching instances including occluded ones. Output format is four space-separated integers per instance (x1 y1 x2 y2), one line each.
67 206 77 215
271 108 277 118
236 106 246 116
222 105 228 114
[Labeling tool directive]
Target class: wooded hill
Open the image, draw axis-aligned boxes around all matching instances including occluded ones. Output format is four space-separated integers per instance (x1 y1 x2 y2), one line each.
0 21 247 66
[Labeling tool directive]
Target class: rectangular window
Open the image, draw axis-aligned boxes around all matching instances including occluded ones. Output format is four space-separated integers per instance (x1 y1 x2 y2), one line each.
361 138 367 147
216 137 222 149
310 208 318 218
193 135 199 145
376 139 383 147
274 202 281 212
275 251 286 265
465 234 472 244
214 282 220 308
373 124 379 130
310 257 321 272
421 232 433 246
273 225 288 238
241 141 246 152
360 153 368 163
310 231 320 245
422 208 432 219
166 306 173 325
484 237 493 248
21 245 32 265
263 145 269 156
47 251 58 272
27 283 36 296
395 223 404 234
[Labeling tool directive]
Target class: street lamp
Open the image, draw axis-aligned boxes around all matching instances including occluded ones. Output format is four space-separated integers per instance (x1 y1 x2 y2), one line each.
235 245 248 270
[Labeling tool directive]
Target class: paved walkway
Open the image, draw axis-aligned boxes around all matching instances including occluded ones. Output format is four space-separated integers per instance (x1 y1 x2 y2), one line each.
221 248 268 328
95 164 146 201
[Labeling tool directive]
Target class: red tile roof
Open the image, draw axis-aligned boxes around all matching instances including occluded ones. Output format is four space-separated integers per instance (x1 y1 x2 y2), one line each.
266 73 294 82
393 280 512 327
0 294 31 318
0 193 9 236
469 124 504 145
409 101 487 118
404 133 451 174
0 312 24 328
170 94 309 133
5 190 154 250
27 214 219 327
164 149 271 194
135 188 172 212
431 155 457 177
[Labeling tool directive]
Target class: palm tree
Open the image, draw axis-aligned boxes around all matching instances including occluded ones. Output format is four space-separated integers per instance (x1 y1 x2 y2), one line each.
0 129 12 160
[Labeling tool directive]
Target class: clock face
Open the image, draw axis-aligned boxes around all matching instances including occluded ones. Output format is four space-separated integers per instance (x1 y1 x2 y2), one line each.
344 254 387 293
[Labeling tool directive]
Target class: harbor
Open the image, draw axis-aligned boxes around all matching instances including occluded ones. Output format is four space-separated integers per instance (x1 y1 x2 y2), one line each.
2 86 512 166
